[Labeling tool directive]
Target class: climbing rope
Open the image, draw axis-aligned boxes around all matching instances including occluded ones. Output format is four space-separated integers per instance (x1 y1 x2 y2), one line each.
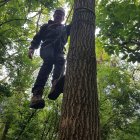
74 7 95 16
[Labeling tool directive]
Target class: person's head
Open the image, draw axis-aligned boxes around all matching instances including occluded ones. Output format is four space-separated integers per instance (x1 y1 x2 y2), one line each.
53 8 65 23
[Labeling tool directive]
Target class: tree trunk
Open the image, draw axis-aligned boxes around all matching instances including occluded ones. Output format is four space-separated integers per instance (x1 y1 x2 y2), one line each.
59 0 100 140
1 121 10 140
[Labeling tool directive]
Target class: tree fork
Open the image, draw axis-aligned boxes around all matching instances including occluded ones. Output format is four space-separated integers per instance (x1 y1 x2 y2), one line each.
59 0 100 140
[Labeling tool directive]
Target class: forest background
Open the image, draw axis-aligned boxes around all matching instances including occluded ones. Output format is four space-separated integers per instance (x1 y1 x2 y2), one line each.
0 0 140 140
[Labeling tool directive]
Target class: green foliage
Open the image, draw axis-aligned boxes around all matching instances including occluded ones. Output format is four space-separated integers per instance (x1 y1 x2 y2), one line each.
0 89 62 140
97 56 140 140
96 0 140 63
0 83 11 99
0 0 140 140
0 0 63 140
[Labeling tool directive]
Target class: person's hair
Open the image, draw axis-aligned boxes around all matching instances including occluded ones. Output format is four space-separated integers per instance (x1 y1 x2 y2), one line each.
55 7 65 15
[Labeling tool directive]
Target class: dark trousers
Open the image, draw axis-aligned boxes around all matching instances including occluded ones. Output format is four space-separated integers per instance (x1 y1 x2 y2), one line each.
32 46 65 93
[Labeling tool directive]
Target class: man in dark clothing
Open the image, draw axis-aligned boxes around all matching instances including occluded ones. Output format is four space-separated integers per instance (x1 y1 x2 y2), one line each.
28 8 70 109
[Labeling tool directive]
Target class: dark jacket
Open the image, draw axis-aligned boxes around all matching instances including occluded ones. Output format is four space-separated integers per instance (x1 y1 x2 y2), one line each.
30 20 71 54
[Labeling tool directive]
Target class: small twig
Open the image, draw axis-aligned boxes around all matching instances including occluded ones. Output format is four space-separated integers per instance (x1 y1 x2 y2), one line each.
36 7 43 33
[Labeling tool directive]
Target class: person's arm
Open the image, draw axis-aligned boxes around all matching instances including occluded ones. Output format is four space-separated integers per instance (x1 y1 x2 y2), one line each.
66 24 71 36
28 48 34 59
29 28 43 50
28 25 46 59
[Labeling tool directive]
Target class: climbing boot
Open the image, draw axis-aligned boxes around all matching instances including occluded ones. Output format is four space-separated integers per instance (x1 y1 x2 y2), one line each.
30 90 45 109
48 76 65 100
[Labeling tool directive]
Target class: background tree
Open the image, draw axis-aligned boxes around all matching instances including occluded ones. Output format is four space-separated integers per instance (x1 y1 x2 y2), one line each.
96 39 140 140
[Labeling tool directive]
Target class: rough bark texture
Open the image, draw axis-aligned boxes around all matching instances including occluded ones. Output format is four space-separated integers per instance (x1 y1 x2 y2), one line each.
59 0 100 140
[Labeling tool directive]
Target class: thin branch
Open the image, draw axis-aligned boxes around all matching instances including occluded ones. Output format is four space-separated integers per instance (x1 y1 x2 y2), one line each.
28 11 41 19
27 0 31 13
0 19 30 27
0 0 10 7
132 68 140 86
0 39 5 48
0 122 6 123
15 110 38 140
0 75 10 83
121 40 140 47
41 117 50 140
0 29 12 35
120 40 140 52
39 0 46 7
36 7 43 33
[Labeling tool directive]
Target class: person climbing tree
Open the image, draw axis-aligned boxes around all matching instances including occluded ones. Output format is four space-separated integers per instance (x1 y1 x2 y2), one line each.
28 8 71 109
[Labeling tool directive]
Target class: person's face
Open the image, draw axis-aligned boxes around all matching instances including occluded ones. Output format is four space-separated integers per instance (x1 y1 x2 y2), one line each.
53 10 65 23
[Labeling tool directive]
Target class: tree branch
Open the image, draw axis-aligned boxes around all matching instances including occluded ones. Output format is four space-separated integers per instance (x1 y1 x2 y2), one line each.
0 19 30 27
15 110 38 140
0 0 10 7
36 7 43 33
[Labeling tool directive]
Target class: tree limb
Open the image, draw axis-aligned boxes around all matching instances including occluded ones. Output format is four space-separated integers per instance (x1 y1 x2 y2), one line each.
0 19 30 27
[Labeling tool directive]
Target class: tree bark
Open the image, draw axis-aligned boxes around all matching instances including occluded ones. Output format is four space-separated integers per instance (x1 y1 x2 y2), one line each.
59 0 100 140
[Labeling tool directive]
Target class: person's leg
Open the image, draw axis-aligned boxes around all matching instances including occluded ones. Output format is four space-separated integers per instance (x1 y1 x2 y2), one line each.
52 54 65 83
48 75 65 100
32 59 53 93
30 58 53 109
48 54 65 100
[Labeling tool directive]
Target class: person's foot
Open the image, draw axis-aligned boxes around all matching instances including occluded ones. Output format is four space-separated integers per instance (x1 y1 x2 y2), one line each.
48 76 65 100
30 91 45 109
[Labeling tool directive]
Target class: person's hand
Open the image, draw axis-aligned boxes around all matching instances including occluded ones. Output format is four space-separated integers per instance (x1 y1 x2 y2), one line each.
28 48 34 59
